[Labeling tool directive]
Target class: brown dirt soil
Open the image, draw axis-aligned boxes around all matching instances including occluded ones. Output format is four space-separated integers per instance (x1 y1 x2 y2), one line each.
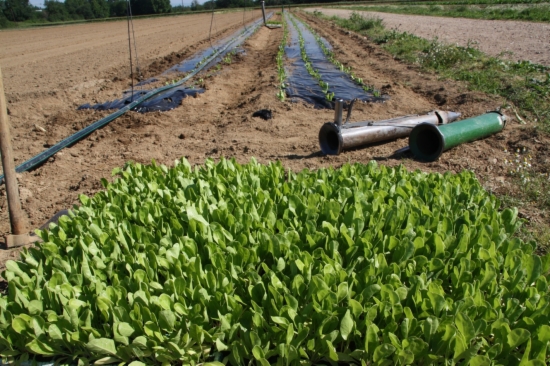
1 10 549 268
306 7 550 66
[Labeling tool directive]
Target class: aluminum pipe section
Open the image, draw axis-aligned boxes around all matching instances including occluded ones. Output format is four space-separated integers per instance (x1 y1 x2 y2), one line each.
409 111 507 162
319 110 461 155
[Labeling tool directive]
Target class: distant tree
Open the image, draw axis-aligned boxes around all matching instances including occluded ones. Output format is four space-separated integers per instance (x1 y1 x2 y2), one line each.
44 0 70 21
190 0 199 11
202 0 218 10
108 0 126 17
2 0 36 22
65 0 93 19
89 0 109 18
150 0 170 14
130 0 170 15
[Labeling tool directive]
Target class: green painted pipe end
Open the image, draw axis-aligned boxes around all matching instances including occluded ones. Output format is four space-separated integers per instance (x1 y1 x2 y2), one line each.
409 122 445 162
410 112 507 162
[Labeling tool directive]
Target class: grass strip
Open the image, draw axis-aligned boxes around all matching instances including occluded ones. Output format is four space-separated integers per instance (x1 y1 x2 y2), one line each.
295 16 381 97
344 3 550 22
311 11 550 132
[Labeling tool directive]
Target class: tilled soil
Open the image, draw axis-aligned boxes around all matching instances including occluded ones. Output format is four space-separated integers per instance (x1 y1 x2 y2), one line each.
1 10 549 266
306 7 550 66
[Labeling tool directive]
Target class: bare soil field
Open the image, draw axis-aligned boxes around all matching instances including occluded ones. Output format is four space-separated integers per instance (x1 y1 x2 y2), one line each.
1 10 549 266
306 7 550 66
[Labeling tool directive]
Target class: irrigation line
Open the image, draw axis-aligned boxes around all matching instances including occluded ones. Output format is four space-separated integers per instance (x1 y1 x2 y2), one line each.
0 16 268 185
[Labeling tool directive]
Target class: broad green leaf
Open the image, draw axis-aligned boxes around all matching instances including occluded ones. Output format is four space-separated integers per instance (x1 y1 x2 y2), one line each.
86 338 117 355
215 338 228 352
508 328 530 349
26 339 56 356
27 300 43 315
158 310 176 331
373 344 396 362
252 345 264 360
93 357 120 365
398 349 414 365
455 312 476 343
536 325 550 343
470 355 491 366
340 310 353 341
117 322 135 337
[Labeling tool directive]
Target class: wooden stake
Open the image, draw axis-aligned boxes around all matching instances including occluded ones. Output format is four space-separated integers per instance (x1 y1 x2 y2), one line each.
0 64 31 247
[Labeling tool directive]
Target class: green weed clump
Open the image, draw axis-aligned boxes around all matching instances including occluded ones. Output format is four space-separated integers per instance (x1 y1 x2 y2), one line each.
316 12 550 132
327 11 384 34
1 159 550 365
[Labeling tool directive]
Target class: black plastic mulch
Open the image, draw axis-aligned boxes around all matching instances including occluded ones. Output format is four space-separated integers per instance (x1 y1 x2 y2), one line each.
285 14 387 109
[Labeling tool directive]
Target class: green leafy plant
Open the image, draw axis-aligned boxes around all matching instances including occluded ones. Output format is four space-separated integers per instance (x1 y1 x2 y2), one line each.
1 159 550 365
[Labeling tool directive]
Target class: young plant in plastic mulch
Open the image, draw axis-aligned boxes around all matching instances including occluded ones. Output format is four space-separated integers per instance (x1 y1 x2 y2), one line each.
276 14 290 102
297 16 382 97
290 16 334 102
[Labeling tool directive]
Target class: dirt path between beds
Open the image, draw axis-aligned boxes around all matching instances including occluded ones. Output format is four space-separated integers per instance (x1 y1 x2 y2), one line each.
305 7 550 66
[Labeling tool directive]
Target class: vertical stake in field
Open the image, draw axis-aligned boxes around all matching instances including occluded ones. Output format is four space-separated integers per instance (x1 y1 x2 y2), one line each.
261 1 267 26
0 65 37 248
126 0 135 102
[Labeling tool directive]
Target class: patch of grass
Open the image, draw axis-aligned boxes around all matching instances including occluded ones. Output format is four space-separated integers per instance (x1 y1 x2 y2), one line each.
500 192 550 255
314 11 550 132
504 147 550 210
345 3 550 22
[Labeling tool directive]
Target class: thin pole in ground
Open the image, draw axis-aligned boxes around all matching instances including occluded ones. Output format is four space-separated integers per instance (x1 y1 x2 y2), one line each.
126 0 135 102
0 65 37 248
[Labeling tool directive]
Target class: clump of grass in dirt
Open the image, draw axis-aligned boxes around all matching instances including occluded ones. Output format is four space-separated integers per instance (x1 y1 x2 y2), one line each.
504 146 550 211
315 11 550 133
346 3 550 23
324 11 383 32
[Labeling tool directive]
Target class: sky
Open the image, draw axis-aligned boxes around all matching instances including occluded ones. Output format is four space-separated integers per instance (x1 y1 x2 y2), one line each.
29 0 202 8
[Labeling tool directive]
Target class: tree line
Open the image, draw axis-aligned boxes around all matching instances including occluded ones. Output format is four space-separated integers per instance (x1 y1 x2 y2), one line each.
0 0 338 27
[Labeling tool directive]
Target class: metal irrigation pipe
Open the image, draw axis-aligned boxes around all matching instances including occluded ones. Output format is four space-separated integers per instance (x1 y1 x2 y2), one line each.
319 100 461 155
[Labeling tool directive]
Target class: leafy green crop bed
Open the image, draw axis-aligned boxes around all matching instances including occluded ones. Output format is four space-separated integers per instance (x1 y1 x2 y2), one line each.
1 159 550 365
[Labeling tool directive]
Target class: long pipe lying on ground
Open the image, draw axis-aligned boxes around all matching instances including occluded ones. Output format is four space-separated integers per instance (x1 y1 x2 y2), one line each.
409 111 507 162
319 100 461 155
